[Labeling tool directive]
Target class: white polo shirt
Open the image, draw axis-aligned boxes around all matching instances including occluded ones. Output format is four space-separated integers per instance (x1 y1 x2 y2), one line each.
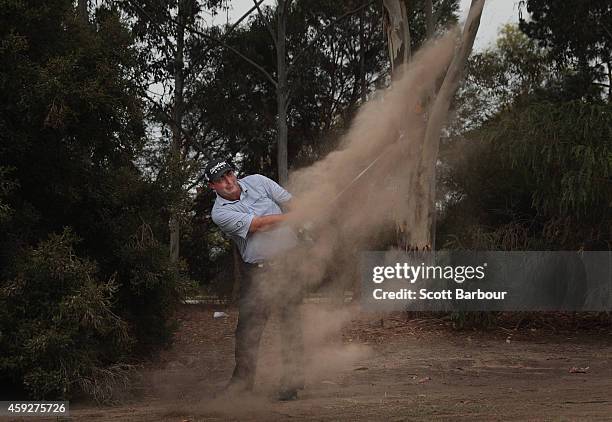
211 174 298 263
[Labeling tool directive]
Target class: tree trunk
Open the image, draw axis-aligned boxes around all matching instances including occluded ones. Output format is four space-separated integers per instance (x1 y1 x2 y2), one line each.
418 0 486 249
276 0 289 185
359 4 367 103
423 0 434 249
169 0 186 263
400 1 411 65
607 61 612 103
425 0 434 38
383 0 412 250
78 0 88 23
383 0 411 71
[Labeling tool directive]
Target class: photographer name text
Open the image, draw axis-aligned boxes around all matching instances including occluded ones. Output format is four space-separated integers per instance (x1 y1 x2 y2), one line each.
371 263 507 301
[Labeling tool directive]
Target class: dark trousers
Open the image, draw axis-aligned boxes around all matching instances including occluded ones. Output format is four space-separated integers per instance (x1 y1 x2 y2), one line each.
231 261 304 390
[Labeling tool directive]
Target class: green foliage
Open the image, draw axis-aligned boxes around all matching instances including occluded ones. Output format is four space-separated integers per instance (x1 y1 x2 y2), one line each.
519 0 612 61
485 101 611 219
452 24 553 134
0 0 189 400
440 22 612 251
0 229 131 400
519 0 612 101
441 101 611 250
181 189 232 285
0 167 17 225
115 223 192 353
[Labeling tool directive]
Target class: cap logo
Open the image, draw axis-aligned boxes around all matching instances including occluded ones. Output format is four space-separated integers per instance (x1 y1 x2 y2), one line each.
210 161 228 174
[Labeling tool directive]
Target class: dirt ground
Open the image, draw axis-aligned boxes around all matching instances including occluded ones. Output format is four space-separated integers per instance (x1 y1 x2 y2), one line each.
29 304 612 421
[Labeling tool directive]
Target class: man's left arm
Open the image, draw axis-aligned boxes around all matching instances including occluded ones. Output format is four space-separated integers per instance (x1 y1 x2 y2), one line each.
256 174 303 226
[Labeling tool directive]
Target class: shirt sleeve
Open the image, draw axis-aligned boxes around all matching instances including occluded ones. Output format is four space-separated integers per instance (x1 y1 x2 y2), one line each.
256 174 292 204
212 207 254 239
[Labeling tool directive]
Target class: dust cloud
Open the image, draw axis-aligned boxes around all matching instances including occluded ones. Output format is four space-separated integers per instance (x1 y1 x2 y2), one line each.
288 30 458 249
269 31 459 296
252 31 459 391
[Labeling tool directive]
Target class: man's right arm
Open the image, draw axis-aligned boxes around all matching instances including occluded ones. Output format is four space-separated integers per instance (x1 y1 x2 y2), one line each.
249 213 288 233
213 206 289 236
212 208 253 239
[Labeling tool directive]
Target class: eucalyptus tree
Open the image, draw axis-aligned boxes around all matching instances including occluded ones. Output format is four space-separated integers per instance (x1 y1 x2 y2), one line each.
115 0 263 262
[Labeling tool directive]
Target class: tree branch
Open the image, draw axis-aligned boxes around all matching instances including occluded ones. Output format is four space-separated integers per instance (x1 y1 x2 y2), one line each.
141 89 200 159
190 0 267 71
425 0 434 38
122 0 177 56
153 9 277 89
601 23 612 43
253 0 277 48
228 0 265 36
189 25 278 88
288 0 376 75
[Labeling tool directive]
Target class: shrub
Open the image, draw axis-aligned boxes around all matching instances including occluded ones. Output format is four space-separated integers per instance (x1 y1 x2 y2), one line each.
114 223 195 354
0 229 131 400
